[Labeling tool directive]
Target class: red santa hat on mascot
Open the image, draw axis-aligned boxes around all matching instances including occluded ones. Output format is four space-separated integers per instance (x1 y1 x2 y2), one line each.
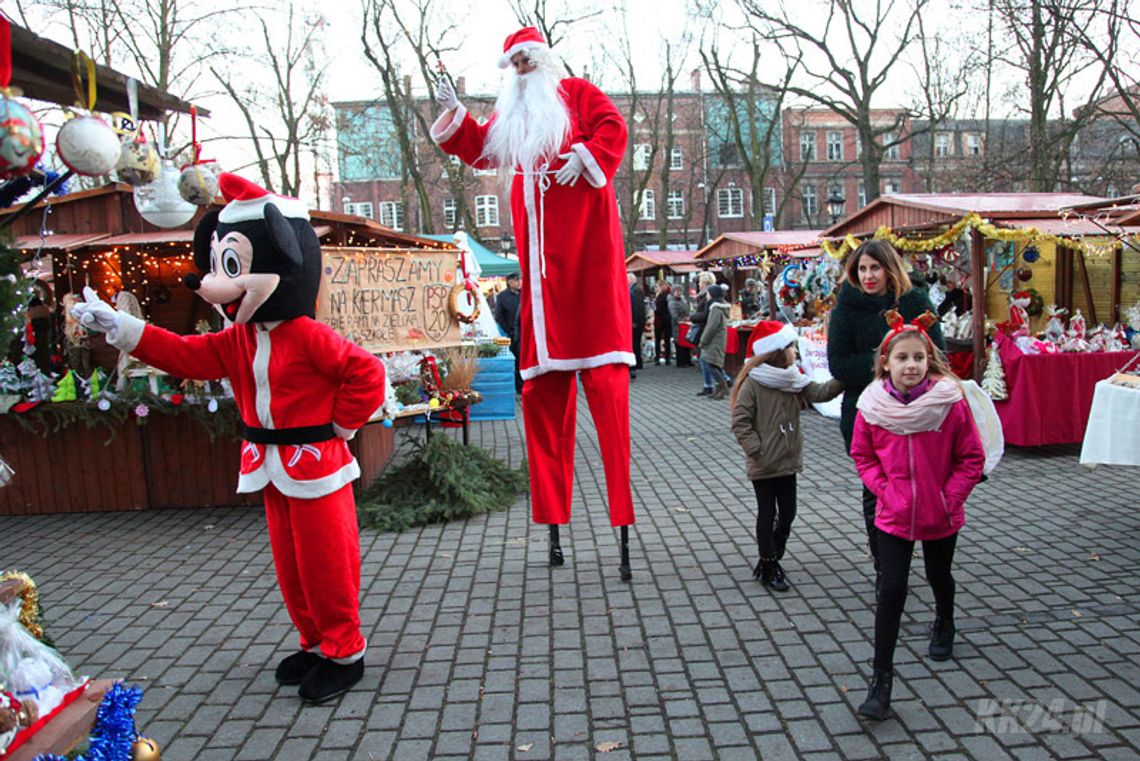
498 26 549 68
748 320 798 358
216 173 310 224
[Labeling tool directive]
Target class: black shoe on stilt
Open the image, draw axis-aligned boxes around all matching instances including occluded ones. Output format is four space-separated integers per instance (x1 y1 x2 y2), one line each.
549 524 565 567
298 657 364 704
619 526 632 581
275 651 320 686
857 668 893 720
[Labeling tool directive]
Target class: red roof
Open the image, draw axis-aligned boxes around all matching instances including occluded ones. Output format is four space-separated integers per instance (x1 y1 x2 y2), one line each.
14 233 109 251
625 249 700 265
695 230 823 261
997 217 1140 236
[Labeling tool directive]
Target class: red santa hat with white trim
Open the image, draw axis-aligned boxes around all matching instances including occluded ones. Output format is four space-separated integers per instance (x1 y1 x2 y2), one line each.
748 320 798 357
216 173 310 225
498 26 548 69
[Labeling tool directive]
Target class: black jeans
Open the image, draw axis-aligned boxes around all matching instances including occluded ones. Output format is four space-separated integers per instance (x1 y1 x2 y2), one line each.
632 327 643 370
752 475 797 560
655 326 672 363
873 530 958 672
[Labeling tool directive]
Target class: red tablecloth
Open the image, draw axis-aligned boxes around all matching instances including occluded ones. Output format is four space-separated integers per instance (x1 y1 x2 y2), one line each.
676 322 741 353
992 332 1139 446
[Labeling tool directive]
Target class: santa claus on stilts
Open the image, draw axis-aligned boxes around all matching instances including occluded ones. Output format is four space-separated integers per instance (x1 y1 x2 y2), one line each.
432 27 636 579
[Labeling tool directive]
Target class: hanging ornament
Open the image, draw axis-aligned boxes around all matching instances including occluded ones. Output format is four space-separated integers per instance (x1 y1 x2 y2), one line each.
135 158 196 228
0 19 44 179
1016 268 1032 282
56 52 120 176
131 736 162 761
1022 244 1040 264
780 263 805 288
179 105 218 204
114 79 159 186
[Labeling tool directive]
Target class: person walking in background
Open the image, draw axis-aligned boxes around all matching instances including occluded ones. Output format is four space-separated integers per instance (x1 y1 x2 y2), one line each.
850 311 984 721
668 285 691 367
653 280 673 365
629 272 647 378
690 271 717 394
827 240 943 592
494 272 523 392
698 284 732 400
739 278 763 319
730 321 843 591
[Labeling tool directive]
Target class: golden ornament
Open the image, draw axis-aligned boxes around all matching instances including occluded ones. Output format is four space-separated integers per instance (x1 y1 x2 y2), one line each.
131 736 162 761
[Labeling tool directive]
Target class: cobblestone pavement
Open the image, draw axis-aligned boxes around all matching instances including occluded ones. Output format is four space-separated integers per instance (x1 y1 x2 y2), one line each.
2 365 1138 760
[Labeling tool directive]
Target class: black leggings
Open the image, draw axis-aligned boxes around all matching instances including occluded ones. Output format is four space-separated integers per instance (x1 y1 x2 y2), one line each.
874 530 958 672
752 475 797 560
862 485 880 571
655 328 672 363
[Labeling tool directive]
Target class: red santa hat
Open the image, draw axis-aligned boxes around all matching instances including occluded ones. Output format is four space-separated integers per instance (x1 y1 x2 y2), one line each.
749 320 798 357
498 26 548 69
216 173 310 224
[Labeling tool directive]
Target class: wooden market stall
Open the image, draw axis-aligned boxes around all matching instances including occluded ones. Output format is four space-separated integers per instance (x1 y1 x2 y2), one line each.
820 192 1140 446
1 186 455 515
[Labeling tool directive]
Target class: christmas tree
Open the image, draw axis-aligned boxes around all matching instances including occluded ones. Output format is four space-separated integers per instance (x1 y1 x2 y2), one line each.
0 239 35 344
981 345 1008 401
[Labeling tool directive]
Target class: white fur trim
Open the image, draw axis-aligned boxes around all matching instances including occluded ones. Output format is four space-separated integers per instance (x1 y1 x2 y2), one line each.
237 447 361 498
520 351 636 381
430 104 468 145
253 327 275 428
523 170 550 366
109 312 146 352
332 423 357 441
219 194 310 224
570 143 606 188
498 42 547 68
751 324 798 356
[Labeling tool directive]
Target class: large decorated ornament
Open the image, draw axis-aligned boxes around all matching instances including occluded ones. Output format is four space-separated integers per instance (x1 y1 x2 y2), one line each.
116 137 160 186
0 96 44 180
56 115 121 176
178 164 218 204
134 159 196 228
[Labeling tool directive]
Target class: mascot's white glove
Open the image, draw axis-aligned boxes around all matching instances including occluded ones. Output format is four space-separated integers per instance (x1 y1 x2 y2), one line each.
436 76 461 112
555 152 584 186
332 423 357 441
71 286 120 339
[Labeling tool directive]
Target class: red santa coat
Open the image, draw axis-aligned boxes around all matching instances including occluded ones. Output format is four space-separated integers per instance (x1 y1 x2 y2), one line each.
117 316 385 499
432 77 632 380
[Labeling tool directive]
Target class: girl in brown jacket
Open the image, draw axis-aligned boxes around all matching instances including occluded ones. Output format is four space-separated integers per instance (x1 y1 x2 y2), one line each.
730 321 843 591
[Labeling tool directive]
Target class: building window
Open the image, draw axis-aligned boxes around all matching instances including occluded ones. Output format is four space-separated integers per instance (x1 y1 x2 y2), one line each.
379 201 403 230
883 178 901 195
443 198 457 228
763 187 777 215
639 189 656 220
801 184 818 217
344 201 374 219
966 133 981 156
826 131 843 161
669 147 683 171
666 190 685 219
883 131 900 160
935 132 952 157
475 195 499 227
857 179 866 209
716 142 740 167
855 133 862 159
799 131 816 161
717 187 744 218
633 143 652 171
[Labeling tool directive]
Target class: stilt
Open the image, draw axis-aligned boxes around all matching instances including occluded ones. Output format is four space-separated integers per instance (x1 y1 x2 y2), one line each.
549 524 564 566
619 526 631 581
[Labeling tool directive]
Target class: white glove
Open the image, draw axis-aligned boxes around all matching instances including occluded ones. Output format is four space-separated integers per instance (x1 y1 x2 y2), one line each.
555 151 584 186
436 76 460 112
71 286 120 336
0 457 13 488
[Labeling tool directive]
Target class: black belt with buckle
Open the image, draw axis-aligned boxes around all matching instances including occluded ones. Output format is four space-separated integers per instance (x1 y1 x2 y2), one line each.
242 424 335 445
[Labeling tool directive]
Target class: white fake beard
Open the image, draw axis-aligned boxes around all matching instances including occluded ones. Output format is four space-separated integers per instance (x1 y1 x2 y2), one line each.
484 65 571 172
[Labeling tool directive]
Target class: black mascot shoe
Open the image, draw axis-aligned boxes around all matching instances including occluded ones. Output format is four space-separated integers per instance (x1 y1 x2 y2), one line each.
274 651 321 686
299 657 364 704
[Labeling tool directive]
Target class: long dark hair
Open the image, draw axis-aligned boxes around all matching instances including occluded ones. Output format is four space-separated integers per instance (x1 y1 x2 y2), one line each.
845 240 912 300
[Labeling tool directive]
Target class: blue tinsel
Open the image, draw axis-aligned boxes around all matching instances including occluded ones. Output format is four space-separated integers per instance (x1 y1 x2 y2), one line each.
32 683 143 761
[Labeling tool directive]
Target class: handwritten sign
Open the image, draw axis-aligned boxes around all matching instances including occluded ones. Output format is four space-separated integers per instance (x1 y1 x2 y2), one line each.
318 247 461 353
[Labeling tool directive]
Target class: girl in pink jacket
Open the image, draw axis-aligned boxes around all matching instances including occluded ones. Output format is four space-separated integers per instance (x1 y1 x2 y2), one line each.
850 311 985 721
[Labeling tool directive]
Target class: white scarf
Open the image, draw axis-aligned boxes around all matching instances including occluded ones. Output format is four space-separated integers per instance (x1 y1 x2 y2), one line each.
856 376 963 435
748 364 812 392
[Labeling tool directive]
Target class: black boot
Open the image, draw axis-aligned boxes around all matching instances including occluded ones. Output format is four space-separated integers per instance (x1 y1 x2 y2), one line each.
619 526 632 581
275 651 320 686
549 525 564 567
696 387 713 396
756 559 789 592
929 617 955 661
298 657 364 704
857 668 893 720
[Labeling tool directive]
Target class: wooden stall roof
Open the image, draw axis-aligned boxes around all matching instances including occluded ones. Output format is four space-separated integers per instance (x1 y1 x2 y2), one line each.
823 193 1106 238
625 249 700 273
994 217 1140 237
14 232 109 251
10 22 202 119
695 230 823 261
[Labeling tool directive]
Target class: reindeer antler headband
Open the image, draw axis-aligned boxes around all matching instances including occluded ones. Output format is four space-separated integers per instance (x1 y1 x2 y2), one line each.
881 309 939 356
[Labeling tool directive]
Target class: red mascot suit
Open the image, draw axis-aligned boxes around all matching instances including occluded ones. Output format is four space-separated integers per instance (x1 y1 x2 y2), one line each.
432 27 637 579
73 175 384 704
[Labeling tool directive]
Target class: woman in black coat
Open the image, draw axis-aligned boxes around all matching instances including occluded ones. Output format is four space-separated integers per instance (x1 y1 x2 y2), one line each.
827 240 944 584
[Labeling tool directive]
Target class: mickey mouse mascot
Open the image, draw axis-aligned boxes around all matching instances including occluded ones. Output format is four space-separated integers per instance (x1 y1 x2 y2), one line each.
73 174 385 704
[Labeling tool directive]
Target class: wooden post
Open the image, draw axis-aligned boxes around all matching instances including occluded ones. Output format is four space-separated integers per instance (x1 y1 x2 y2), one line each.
1074 248 1098 325
1110 246 1122 324
970 228 986 383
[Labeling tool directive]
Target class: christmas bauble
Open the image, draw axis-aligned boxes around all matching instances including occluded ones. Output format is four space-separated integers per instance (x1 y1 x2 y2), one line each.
1016 268 1033 282
134 159 196 228
116 139 160 186
178 164 219 204
56 116 121 176
1022 245 1040 264
131 736 161 761
0 96 44 179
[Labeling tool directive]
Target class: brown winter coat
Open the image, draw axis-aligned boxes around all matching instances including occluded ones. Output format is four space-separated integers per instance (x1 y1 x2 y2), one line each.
731 375 844 480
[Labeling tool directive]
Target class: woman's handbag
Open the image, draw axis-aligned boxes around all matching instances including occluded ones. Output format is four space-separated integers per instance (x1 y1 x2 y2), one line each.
685 322 703 346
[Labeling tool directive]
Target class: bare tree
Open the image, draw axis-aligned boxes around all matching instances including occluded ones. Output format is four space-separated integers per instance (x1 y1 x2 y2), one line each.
510 0 602 77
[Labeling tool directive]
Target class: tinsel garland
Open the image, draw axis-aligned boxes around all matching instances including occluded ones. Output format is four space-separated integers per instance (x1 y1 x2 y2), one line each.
0 570 43 640
32 683 142 761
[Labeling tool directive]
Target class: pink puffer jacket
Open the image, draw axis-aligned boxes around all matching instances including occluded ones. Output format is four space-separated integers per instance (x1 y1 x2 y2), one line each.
851 384 985 541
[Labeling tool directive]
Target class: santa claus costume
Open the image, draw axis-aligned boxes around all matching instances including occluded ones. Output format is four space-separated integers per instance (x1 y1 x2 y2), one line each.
432 27 636 578
73 175 384 704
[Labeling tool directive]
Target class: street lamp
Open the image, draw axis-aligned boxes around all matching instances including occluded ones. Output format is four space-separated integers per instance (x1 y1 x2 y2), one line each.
827 190 846 225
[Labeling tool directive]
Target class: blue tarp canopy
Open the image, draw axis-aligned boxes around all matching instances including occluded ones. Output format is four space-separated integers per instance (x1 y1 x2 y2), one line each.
420 234 518 277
